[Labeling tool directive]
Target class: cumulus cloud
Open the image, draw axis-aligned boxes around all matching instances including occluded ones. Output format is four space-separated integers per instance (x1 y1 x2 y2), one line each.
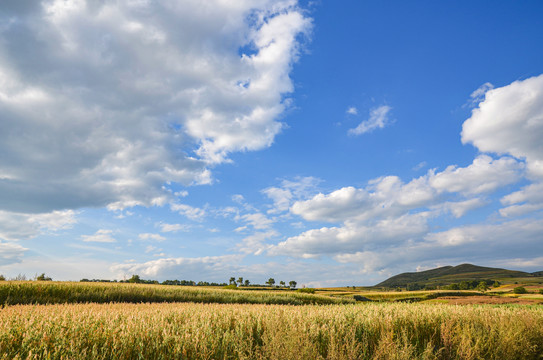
290 155 521 225
269 212 429 258
348 105 392 135
80 229 116 243
428 155 523 195
276 153 525 261
0 0 311 214
462 74 543 178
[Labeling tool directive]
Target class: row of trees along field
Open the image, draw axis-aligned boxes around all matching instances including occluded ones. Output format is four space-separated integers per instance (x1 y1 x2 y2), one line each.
228 277 297 289
1 273 299 289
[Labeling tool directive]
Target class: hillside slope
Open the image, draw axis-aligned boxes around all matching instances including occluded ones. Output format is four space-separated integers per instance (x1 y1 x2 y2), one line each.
376 263 535 288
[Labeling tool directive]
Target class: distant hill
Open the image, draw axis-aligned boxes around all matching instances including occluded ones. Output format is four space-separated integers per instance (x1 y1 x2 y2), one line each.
376 263 536 288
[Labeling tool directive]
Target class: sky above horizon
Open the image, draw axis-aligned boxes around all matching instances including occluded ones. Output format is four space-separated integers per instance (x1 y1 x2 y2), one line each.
1 0 542 286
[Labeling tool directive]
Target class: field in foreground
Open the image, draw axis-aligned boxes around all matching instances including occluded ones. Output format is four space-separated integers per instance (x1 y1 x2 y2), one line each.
1 302 542 360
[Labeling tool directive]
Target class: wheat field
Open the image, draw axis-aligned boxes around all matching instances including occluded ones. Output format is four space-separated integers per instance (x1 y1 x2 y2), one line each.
1 302 542 359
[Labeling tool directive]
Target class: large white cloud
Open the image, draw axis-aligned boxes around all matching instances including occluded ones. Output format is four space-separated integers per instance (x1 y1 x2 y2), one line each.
290 155 522 224
462 74 543 178
273 154 525 261
0 0 311 215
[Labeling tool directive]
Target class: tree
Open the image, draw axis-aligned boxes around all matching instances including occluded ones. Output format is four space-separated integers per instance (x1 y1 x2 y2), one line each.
244 279 250 287
0 274 5 281
229 277 236 286
279 280 285 287
128 274 141 283
513 286 527 294
36 273 52 281
477 281 489 292
266 278 275 287
237 277 244 287
289 280 297 289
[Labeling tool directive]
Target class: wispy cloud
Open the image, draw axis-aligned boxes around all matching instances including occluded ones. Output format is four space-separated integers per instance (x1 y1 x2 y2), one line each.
348 105 392 135
346 106 358 115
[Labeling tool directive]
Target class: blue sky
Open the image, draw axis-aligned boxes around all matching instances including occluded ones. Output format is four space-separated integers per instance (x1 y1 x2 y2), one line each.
1 0 542 286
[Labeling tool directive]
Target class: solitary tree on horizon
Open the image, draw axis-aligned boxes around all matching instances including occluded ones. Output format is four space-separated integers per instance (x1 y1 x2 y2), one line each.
289 280 297 289
266 278 275 287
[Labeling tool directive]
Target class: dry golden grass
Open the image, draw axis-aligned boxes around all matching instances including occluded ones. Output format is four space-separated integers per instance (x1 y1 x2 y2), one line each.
1 302 542 359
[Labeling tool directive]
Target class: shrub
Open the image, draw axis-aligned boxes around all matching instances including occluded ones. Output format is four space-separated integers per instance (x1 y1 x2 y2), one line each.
538 289 543 295
296 288 315 294
0 274 5 281
513 286 527 294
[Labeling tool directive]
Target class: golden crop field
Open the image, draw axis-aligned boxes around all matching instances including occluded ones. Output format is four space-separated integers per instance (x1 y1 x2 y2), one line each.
1 302 542 360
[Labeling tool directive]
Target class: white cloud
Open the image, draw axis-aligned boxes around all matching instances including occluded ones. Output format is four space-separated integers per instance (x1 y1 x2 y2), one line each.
467 82 494 107
81 229 116 243
499 182 543 217
158 223 190 233
437 198 487 218
346 106 358 115
428 155 523 195
111 254 244 280
462 74 543 178
290 156 518 225
138 233 166 242
170 203 206 221
28 210 78 231
348 105 392 135
269 212 429 258
281 153 526 260
0 241 28 266
240 213 274 230
0 1 311 214
263 176 321 214
238 230 278 255
0 209 77 241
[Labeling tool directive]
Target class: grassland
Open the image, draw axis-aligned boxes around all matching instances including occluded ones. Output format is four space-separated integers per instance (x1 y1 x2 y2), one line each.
1 302 542 359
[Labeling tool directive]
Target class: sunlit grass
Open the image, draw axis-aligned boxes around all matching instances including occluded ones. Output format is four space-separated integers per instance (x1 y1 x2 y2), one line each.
0 302 541 359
